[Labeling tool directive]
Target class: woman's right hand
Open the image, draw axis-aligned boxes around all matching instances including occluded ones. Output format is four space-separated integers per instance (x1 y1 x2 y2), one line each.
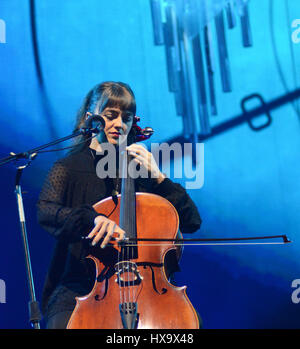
87 215 126 248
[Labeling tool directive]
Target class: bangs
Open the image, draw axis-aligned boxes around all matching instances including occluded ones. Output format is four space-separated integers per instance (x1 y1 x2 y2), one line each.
71 81 136 154
99 85 136 114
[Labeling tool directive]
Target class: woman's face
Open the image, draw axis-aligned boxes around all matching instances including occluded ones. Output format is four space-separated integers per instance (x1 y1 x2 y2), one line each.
97 107 134 146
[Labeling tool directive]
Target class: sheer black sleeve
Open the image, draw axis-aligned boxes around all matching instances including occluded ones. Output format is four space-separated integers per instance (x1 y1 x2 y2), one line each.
37 161 99 242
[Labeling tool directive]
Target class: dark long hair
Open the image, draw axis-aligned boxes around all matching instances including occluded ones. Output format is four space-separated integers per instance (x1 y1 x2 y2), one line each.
70 81 136 153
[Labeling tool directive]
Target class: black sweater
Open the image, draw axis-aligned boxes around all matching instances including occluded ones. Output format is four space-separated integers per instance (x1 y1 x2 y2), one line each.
37 147 201 319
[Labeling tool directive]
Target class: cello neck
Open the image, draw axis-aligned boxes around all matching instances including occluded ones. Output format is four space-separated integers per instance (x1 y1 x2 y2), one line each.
119 150 138 259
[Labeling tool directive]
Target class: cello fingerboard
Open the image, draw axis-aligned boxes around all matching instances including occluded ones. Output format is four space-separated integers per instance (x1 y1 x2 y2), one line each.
119 153 138 260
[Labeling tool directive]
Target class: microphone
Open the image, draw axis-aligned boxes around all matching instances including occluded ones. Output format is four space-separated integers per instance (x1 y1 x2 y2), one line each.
80 114 106 135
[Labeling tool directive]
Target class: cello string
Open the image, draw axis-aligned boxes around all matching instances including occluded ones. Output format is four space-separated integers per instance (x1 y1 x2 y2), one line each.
128 156 137 308
132 193 139 306
116 241 121 309
126 169 130 309
129 189 135 307
120 149 126 311
132 193 137 305
118 246 123 310
127 154 131 309
124 238 128 307
127 154 133 309
127 215 130 309
129 223 132 307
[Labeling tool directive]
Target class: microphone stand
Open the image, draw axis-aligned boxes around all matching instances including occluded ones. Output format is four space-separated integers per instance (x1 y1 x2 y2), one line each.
15 155 41 329
0 127 94 166
0 121 103 329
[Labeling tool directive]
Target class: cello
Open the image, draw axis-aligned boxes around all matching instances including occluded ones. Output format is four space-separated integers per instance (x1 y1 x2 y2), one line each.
66 120 200 329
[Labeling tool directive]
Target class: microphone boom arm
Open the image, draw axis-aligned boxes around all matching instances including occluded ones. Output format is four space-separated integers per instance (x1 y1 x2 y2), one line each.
0 120 104 166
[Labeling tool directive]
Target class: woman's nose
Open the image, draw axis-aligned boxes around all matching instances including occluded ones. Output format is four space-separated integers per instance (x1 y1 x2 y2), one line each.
114 116 124 129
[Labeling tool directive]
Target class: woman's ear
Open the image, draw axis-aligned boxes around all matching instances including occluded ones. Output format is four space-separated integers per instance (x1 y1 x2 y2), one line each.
85 112 92 120
133 115 140 124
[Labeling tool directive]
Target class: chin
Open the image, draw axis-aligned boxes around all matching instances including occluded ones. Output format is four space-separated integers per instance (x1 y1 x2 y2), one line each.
108 138 119 145
113 136 128 146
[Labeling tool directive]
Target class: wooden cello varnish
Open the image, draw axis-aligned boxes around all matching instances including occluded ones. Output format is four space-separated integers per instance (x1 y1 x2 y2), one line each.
67 193 199 329
67 142 199 329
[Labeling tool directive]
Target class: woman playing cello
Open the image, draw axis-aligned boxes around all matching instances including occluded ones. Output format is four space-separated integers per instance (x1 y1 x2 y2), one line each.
37 81 201 329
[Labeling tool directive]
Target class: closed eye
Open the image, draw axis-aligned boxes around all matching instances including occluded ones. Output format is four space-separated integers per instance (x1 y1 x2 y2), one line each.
102 111 133 123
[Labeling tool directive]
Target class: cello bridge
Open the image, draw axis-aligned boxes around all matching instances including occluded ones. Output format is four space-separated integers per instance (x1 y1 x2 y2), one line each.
114 261 143 286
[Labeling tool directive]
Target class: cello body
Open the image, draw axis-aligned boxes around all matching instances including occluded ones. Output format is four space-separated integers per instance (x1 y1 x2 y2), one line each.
67 192 199 329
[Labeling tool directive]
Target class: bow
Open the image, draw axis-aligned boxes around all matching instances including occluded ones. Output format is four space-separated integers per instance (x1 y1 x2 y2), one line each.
121 234 291 246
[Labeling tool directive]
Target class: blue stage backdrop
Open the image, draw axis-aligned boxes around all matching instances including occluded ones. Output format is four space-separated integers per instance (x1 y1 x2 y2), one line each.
0 0 300 329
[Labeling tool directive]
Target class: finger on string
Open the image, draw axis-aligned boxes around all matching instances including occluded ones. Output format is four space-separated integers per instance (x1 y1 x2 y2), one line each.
110 229 125 242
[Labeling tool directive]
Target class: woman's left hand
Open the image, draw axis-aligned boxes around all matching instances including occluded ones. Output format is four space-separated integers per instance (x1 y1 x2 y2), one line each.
126 144 165 184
